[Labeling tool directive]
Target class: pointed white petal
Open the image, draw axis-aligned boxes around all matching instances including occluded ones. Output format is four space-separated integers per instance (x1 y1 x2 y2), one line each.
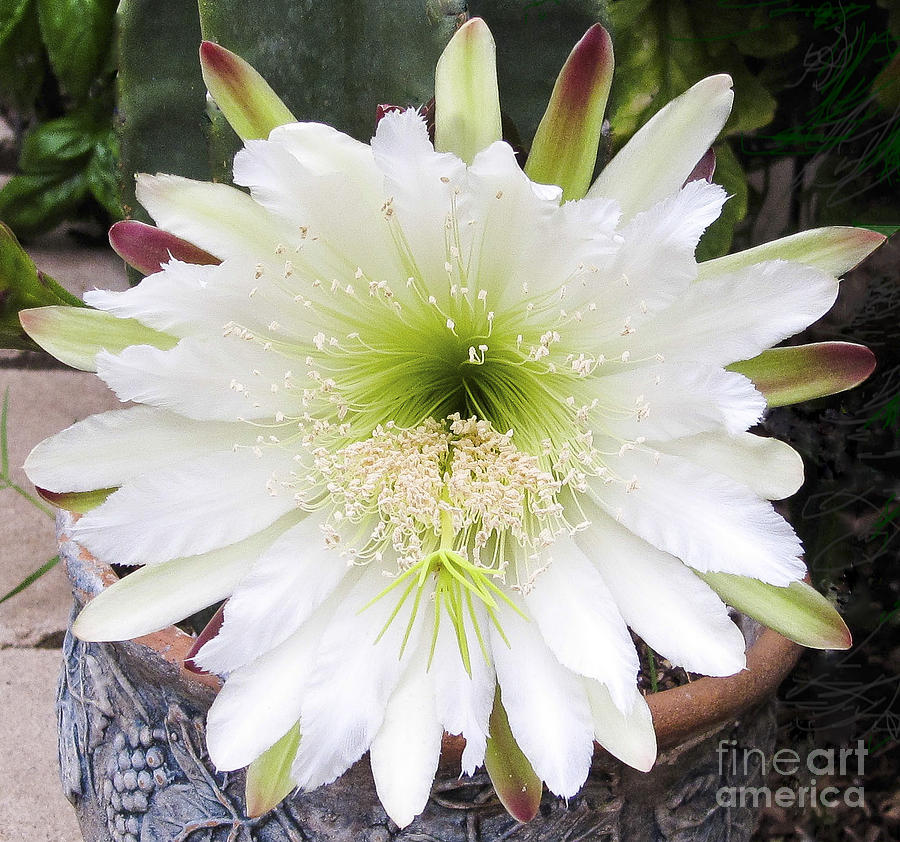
196 513 356 673
135 174 296 260
590 446 806 585
653 432 804 500
611 260 839 367
586 180 727 334
523 536 639 710
72 516 298 642
73 449 296 566
291 565 427 790
430 598 495 776
489 595 594 798
584 681 656 772
86 257 317 343
233 123 399 282
597 363 764 441
24 406 249 493
205 598 336 771
581 515 746 676
370 640 443 829
588 75 733 218
95 336 293 421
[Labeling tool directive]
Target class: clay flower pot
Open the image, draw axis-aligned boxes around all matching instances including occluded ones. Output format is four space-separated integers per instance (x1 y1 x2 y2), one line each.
57 511 801 842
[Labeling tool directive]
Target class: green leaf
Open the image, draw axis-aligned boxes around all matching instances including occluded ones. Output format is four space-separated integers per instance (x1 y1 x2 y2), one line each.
484 686 542 823
0 556 60 605
245 723 301 818
0 170 90 238
19 306 178 371
0 223 83 351
19 113 98 173
0 0 46 111
696 571 852 650
36 0 117 100
728 343 876 408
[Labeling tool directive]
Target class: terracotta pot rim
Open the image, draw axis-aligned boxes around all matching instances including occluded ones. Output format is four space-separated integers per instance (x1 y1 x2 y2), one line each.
59 512 802 768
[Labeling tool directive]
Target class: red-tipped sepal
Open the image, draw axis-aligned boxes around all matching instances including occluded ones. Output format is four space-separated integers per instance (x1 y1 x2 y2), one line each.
109 220 220 275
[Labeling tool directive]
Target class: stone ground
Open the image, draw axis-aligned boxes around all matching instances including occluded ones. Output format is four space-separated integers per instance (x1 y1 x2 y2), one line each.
0 230 128 840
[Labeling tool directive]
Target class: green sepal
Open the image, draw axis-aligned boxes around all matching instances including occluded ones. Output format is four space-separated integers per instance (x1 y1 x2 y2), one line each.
245 722 301 818
0 223 84 351
36 486 115 514
697 571 851 650
484 686 542 823
727 342 876 408
434 17 502 164
19 306 178 371
199 40 295 141
525 24 614 200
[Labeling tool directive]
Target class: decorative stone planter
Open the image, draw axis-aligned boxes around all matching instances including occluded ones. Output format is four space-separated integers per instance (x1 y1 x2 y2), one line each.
57 511 801 841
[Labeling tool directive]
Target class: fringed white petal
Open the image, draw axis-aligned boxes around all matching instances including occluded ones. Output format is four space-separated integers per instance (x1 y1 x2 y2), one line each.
72 516 296 642
95 336 294 421
370 638 443 829
523 535 639 711
653 432 804 500
196 513 357 674
291 565 428 790
429 598 495 776
581 515 747 676
613 260 839 367
596 363 765 441
590 446 806 585
584 680 657 772
489 594 594 798
135 174 296 259
73 449 295 566
205 600 336 771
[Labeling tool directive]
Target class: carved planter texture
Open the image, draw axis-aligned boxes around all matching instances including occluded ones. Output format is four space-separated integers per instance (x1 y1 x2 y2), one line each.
57 512 801 841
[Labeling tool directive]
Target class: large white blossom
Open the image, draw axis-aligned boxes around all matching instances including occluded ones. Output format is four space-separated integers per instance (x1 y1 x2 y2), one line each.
23 21 878 830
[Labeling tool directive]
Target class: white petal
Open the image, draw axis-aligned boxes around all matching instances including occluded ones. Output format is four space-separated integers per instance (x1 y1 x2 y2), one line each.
523 536 639 711
205 597 336 771
590 446 806 585
371 109 468 286
24 406 249 493
291 565 427 790
586 180 727 333
135 174 296 259
72 516 297 642
614 260 839 367
581 515 746 676
370 638 443 829
429 598 495 776
597 363 764 441
73 449 296 566
96 336 292 421
653 432 804 500
489 594 594 798
196 513 356 674
587 75 733 218
86 257 317 343
584 681 656 772
233 123 399 282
